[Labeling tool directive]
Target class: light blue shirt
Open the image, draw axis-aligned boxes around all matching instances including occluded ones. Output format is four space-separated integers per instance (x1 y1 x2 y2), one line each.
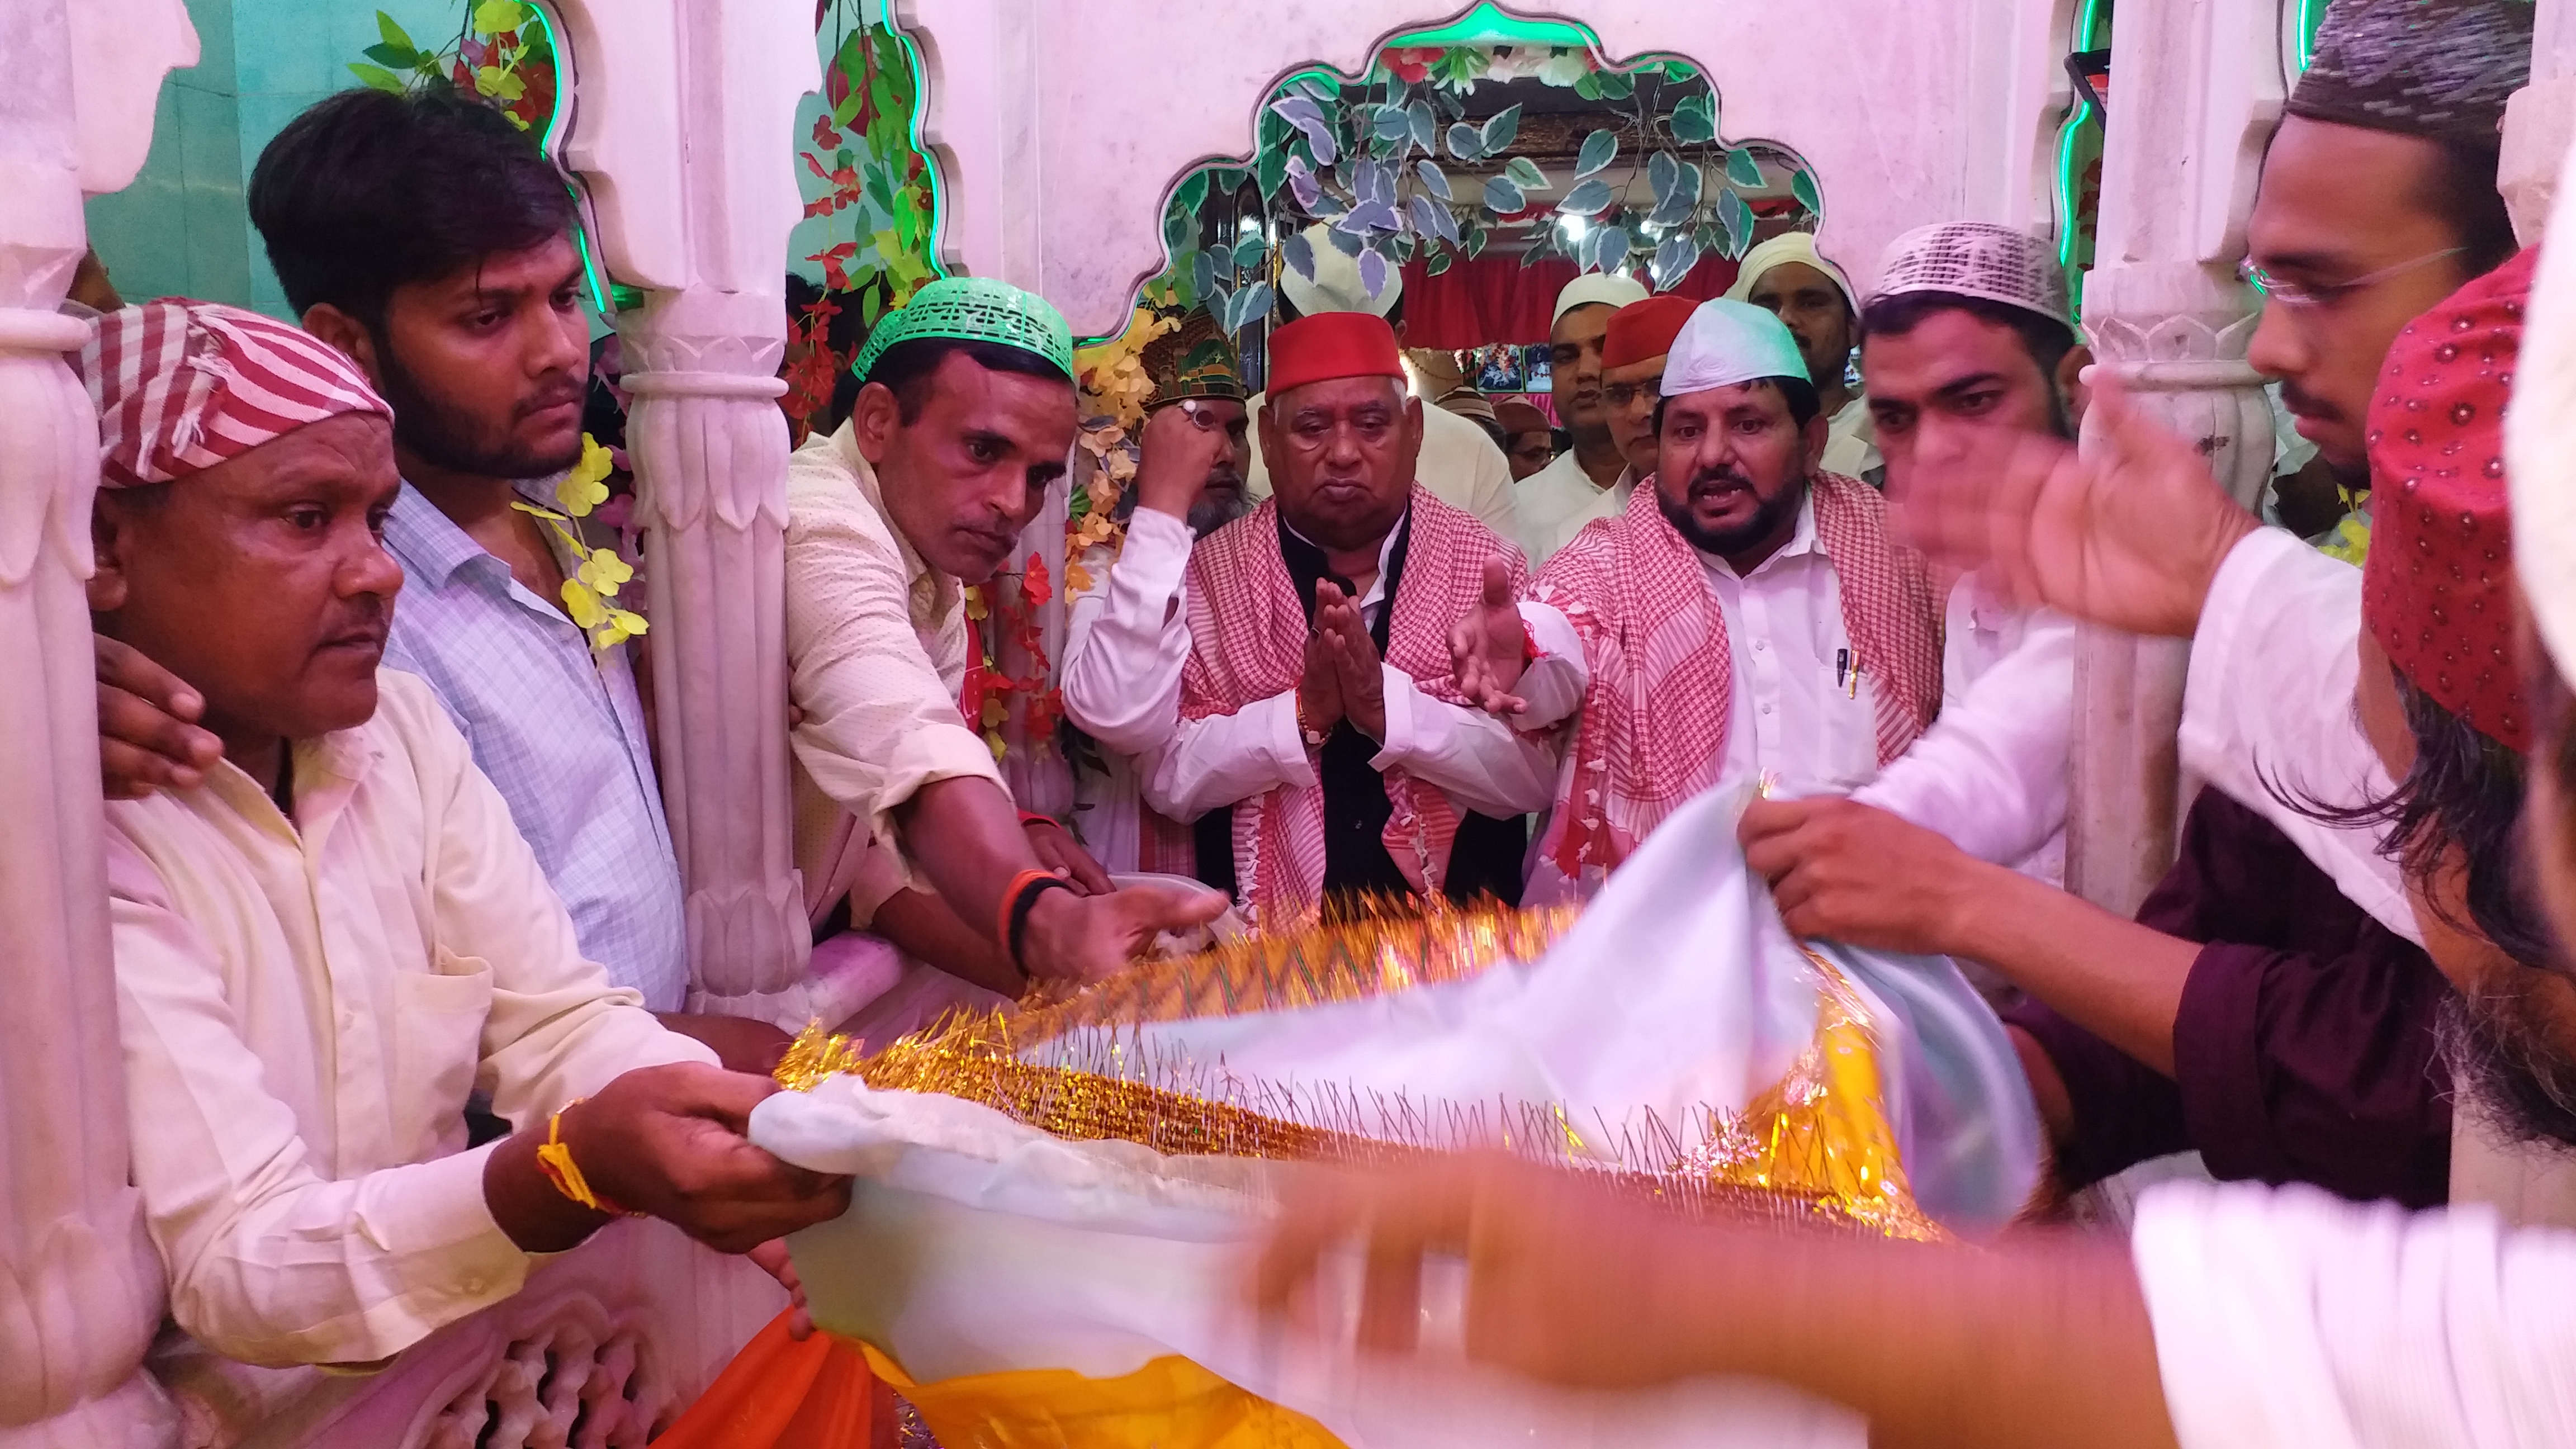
380 481 689 1012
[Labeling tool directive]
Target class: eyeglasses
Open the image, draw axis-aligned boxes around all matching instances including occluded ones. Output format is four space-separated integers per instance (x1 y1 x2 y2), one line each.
2238 247 2465 309
1602 379 1661 408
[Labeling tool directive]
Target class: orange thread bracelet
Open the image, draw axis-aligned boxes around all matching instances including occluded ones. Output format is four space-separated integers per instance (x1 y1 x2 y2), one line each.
534 1098 635 1217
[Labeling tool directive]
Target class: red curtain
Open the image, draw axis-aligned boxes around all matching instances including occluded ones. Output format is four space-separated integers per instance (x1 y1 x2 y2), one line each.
1399 252 1744 351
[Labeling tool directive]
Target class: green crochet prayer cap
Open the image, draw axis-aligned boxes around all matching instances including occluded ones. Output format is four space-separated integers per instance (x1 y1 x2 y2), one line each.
849 277 1074 382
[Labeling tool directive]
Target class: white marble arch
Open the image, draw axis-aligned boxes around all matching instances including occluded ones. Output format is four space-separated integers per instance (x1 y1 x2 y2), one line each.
903 0 2074 340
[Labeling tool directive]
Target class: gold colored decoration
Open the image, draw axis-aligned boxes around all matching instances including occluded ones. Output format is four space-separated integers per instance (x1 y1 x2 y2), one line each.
777 903 1942 1243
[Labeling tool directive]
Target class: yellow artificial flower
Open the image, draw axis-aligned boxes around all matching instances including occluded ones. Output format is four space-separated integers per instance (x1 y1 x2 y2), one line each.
579 546 636 597
558 435 614 517
964 585 989 622
595 609 650 649
1066 560 1096 595
560 578 607 631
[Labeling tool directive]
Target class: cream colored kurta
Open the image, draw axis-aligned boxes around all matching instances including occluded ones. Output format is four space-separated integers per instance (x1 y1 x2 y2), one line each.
107 669 714 1368
1514 449 1633 566
785 420 1008 912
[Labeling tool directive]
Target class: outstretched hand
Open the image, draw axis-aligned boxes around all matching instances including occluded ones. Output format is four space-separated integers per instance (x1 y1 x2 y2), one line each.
567 1063 854 1255
1737 796 1990 956
1021 880 1227 983
1448 556 1530 716
1903 377 2260 638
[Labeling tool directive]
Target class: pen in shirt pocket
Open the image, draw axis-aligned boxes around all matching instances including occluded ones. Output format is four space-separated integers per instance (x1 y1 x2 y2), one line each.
1835 647 1849 689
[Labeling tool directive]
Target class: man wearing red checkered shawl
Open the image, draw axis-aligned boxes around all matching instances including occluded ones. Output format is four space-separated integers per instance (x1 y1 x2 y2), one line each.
1143 312 1554 922
1484 298 1944 903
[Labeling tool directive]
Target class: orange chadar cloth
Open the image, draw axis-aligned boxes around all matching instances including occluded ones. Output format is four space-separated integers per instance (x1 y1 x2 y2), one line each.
652 1311 894 1449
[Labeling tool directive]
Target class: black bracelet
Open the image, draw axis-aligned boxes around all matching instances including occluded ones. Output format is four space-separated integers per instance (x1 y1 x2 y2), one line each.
1005 874 1077 978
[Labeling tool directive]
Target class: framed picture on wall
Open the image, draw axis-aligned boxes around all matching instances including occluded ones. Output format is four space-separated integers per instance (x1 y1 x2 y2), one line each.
1519 344 1552 393
1473 345 1524 393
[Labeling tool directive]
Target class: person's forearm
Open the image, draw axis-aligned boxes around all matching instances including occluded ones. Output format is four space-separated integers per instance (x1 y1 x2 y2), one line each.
1664 1233 2176 1449
872 886 1024 995
894 776 1048 948
1940 862 2196 1074
483 1128 613 1253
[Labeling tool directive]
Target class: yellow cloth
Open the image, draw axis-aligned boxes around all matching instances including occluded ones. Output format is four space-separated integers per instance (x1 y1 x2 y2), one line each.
105 669 714 1366
865 1345 1347 1449
785 420 1008 896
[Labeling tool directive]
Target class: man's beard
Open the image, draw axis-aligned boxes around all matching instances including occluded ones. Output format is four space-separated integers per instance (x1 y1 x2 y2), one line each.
2440 982 2576 1152
1659 463 1803 560
376 347 587 480
1186 471 1251 539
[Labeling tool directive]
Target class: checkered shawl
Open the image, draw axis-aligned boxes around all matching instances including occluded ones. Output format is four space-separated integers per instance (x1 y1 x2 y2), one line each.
81 299 389 488
1536 471 1942 880
1178 487 1527 917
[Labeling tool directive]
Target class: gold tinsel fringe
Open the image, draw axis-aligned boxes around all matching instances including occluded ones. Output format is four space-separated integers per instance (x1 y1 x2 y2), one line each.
775 902 1943 1242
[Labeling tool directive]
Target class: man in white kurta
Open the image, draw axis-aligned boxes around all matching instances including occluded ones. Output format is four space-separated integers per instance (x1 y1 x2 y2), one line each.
1730 230 1879 481
1060 309 1253 877
84 301 842 1374
1514 272 1650 565
1145 311 1553 919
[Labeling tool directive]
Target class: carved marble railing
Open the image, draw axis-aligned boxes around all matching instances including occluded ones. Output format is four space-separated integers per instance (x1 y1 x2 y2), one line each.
177 1221 783 1449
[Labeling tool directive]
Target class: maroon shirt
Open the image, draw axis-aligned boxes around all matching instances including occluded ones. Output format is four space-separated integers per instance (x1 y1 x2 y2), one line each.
2004 789 2454 1208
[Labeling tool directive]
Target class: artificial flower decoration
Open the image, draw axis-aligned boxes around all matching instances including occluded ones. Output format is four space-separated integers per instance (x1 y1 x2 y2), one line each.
511 432 650 654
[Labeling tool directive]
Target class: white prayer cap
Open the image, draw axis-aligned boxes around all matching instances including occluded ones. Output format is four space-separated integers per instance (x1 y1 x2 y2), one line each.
1280 221 1401 319
1723 230 1857 312
1868 221 2071 326
1551 270 1650 325
1660 298 1811 397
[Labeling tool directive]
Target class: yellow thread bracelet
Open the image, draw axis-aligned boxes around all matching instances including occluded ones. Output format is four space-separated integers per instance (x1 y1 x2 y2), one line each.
534 1098 633 1216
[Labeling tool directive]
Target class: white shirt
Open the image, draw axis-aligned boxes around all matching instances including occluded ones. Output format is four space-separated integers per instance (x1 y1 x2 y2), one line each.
2177 527 2418 943
1245 391 1523 544
1514 449 1633 566
1142 516 1557 827
2134 1180 2576 1448
1061 508 1196 872
1855 576 2074 879
1819 394 1881 480
106 670 716 1367
1517 493 1883 801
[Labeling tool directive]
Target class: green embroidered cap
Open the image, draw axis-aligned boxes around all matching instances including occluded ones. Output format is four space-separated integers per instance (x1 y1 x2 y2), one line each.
849 277 1074 382
1140 307 1247 408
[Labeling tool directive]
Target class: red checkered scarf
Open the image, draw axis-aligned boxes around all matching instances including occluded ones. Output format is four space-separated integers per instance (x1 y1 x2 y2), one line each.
80 299 389 487
1179 488 1527 917
1537 470 1942 881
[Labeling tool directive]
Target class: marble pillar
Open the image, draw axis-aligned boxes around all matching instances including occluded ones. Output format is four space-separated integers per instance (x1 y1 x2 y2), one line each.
0 1 193 1443
2063 0 2280 915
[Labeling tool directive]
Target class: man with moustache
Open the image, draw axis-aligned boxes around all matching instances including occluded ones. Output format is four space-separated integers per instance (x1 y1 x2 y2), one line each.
1144 312 1552 921
784 278 1219 1005
81 300 850 1375
1730 230 1877 481
1061 310 1256 880
1514 273 1650 565
1461 299 1944 905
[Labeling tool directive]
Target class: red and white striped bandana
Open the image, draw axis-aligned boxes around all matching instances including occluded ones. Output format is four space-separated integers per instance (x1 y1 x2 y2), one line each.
79 299 390 489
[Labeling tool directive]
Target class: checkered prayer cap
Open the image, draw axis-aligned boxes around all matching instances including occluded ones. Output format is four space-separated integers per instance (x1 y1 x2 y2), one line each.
853 277 1076 382
80 299 390 489
2289 0 2531 145
1868 222 2072 327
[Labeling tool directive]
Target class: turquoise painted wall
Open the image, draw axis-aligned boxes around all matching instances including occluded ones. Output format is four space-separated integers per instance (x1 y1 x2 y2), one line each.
85 0 463 317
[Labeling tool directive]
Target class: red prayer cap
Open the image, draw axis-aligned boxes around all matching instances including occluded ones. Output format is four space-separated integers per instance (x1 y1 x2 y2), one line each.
1600 295 1700 371
1266 311 1405 396
2361 247 2536 752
